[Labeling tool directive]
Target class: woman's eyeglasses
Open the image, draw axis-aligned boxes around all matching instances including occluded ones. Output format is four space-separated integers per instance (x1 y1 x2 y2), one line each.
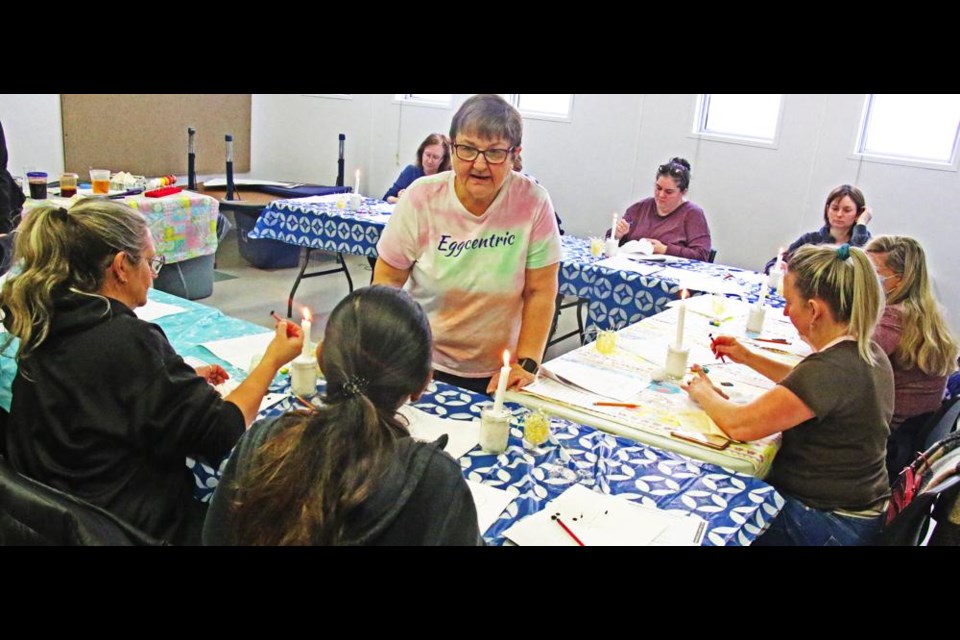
453 144 515 165
148 254 165 276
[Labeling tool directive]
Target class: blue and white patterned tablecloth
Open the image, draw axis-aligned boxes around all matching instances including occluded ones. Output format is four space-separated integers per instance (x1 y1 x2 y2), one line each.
558 236 786 340
148 288 783 547
247 198 784 340
247 197 386 257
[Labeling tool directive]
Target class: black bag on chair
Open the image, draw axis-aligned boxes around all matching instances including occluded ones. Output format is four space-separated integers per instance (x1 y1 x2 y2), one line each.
877 431 960 546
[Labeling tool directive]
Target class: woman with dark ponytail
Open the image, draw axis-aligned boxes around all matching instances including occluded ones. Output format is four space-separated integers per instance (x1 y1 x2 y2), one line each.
203 285 483 546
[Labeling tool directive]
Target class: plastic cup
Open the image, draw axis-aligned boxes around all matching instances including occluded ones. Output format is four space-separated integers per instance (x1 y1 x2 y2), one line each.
59 172 78 198
90 169 110 195
27 171 48 199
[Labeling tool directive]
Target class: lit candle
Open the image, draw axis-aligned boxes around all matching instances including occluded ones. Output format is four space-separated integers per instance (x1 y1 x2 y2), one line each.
301 307 313 357
676 289 688 349
774 247 785 272
757 278 769 309
354 169 361 196
493 349 511 414
610 211 619 239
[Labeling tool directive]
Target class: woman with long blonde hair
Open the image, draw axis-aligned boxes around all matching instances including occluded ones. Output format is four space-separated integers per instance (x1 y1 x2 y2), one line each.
865 236 958 430
684 244 893 545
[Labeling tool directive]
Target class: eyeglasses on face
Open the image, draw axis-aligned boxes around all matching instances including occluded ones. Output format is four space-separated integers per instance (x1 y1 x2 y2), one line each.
148 254 165 276
452 144 515 165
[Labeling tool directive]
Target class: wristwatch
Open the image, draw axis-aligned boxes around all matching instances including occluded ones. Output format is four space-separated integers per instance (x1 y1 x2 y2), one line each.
517 357 540 375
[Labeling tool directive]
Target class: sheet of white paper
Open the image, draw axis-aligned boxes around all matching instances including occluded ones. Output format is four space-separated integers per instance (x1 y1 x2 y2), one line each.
364 213 393 224
369 202 395 214
180 360 287 413
619 239 654 255
134 299 189 322
200 332 275 372
466 480 514 535
503 484 675 546
617 334 716 368
291 194 348 205
655 266 747 295
397 404 481 459
541 357 650 402
594 254 664 276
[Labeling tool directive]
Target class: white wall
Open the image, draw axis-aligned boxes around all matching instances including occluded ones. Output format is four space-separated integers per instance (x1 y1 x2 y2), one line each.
5 93 960 333
0 94 64 179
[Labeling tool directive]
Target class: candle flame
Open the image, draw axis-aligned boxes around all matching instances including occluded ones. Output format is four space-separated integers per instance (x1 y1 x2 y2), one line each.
502 349 510 367
301 306 312 322
679 288 689 301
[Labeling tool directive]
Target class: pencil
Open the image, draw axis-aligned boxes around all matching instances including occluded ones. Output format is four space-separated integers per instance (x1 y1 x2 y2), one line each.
269 310 299 338
293 395 316 411
594 402 639 408
551 514 585 546
709 333 727 363
755 337 790 344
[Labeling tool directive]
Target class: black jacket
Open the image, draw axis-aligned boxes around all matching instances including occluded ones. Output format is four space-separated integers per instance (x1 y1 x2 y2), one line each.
203 414 483 546
5 292 245 544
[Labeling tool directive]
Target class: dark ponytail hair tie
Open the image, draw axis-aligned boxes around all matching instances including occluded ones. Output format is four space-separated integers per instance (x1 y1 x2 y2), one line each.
53 206 69 222
836 243 850 261
342 376 369 398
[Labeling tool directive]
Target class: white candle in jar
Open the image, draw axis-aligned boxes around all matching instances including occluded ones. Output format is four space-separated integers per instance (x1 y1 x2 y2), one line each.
492 349 511 414
676 289 688 349
354 169 361 196
301 307 312 357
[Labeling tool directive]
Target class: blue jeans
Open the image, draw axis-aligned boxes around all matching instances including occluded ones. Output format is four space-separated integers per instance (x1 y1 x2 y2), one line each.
753 494 885 546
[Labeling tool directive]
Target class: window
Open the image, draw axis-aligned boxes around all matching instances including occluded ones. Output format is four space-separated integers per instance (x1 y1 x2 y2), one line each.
394 94 452 107
501 94 573 120
856 94 960 168
694 94 783 145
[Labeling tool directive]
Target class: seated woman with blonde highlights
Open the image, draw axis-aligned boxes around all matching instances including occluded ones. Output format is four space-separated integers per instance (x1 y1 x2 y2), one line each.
203 285 482 546
865 235 958 431
683 243 893 546
1 199 303 544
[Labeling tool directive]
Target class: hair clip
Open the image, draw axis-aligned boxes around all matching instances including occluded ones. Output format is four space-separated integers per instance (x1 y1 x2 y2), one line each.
342 376 369 397
836 244 851 261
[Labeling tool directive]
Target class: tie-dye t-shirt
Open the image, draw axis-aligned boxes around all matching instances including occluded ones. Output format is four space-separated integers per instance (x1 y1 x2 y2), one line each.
377 171 561 378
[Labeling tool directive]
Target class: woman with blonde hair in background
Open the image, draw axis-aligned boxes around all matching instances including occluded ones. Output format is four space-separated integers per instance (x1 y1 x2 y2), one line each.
865 235 958 475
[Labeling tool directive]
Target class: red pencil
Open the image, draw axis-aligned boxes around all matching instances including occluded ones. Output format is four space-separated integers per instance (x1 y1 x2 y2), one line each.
594 401 639 408
269 310 299 337
709 333 727 363
552 514 585 546
755 337 790 344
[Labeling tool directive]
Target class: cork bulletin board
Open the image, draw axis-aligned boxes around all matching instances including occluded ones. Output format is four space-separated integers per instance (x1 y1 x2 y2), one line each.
61 94 251 178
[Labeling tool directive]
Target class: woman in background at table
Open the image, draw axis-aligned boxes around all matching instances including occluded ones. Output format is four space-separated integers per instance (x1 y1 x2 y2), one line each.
374 94 561 396
1 199 303 545
383 133 452 204
865 235 958 474
764 184 873 274
683 244 893 546
612 157 712 261
203 285 482 546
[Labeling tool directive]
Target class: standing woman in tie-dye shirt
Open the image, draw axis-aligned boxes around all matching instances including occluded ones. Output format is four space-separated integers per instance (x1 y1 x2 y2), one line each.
375 94 562 396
